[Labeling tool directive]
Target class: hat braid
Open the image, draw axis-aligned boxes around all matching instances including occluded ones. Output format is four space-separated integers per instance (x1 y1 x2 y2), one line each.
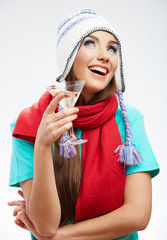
115 90 142 166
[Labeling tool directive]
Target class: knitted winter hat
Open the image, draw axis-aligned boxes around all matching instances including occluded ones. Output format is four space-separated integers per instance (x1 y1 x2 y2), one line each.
56 9 124 92
55 9 141 166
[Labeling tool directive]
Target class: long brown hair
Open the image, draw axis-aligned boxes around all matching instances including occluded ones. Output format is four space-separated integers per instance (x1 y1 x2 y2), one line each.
53 69 116 226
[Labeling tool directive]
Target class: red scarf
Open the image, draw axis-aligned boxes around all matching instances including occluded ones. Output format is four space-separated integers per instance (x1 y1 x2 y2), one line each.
13 91 53 143
13 91 126 222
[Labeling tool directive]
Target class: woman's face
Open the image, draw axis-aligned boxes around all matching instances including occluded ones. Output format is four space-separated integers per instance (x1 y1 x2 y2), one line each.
72 31 118 102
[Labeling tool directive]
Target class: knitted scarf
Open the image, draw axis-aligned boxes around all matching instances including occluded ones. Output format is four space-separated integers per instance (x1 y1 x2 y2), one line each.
13 91 126 222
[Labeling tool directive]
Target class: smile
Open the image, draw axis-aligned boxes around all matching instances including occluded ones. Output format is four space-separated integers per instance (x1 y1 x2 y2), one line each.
88 65 109 76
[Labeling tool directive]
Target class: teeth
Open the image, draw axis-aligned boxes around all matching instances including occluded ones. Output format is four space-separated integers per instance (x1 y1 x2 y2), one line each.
89 66 107 75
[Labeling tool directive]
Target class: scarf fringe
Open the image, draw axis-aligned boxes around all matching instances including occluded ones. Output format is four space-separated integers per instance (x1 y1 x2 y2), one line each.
114 144 142 166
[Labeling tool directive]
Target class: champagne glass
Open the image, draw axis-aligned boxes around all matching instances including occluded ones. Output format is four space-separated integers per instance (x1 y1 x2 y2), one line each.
47 80 87 146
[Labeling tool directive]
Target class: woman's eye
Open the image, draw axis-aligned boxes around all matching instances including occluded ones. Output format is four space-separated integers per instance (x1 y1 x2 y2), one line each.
83 40 95 47
108 46 118 54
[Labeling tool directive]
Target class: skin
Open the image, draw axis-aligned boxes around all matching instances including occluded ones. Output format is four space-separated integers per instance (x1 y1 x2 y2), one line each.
8 31 152 239
73 31 118 102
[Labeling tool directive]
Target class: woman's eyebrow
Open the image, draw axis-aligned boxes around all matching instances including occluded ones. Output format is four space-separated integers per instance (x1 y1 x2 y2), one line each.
108 40 118 45
88 35 118 45
87 35 99 41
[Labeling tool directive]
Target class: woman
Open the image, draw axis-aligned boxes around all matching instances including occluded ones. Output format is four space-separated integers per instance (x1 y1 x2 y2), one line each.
8 9 159 240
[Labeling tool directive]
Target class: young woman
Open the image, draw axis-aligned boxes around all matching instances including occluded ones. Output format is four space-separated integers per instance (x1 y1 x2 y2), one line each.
8 9 159 240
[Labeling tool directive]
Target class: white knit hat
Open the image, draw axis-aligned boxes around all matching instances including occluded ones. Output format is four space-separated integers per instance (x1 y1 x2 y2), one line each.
56 9 125 92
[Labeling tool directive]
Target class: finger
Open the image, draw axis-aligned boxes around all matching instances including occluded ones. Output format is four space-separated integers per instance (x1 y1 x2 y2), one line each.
15 215 28 230
18 213 35 231
15 217 24 228
52 122 73 140
45 93 65 115
46 114 77 141
50 113 78 131
8 200 25 206
53 106 79 121
13 205 26 216
18 190 24 199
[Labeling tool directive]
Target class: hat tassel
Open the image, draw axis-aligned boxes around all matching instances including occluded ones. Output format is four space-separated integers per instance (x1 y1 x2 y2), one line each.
115 90 142 166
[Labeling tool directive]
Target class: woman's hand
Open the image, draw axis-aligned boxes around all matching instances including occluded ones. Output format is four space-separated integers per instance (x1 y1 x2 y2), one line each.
8 190 27 229
8 190 58 240
36 93 79 148
14 212 55 240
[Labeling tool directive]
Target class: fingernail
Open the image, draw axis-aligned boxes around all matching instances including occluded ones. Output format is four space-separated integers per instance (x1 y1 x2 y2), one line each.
60 93 65 97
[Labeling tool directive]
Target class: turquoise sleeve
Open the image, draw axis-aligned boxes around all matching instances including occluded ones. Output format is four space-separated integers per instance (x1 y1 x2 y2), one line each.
127 110 159 178
115 105 159 178
9 118 34 187
30 233 37 240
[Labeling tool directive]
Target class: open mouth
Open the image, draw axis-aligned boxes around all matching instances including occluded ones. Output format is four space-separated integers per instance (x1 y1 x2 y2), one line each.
89 66 108 76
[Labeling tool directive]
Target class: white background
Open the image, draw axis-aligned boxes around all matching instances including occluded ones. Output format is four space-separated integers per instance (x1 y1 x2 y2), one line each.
0 0 166 239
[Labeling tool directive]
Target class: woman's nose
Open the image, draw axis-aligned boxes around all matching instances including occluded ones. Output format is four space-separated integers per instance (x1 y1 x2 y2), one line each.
97 50 109 62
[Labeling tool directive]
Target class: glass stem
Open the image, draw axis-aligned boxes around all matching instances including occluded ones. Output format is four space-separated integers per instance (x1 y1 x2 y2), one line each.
70 127 77 139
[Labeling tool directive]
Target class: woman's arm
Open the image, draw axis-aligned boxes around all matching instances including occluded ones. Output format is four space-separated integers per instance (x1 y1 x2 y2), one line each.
9 172 151 239
19 94 79 237
56 171 152 240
